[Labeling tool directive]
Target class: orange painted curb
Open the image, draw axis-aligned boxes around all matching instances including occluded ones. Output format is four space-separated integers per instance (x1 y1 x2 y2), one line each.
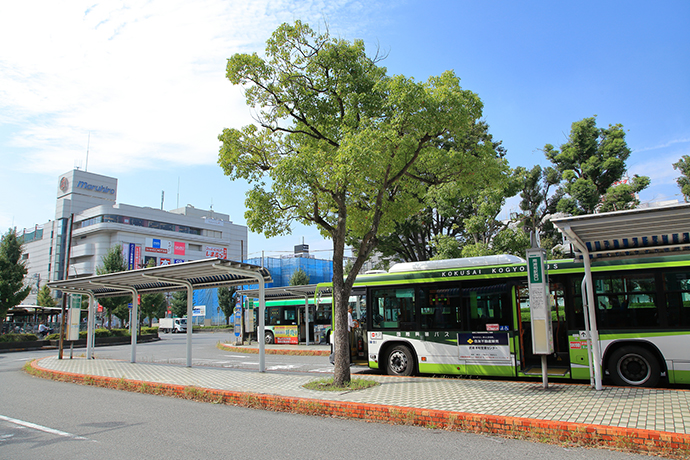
219 344 330 356
26 358 690 459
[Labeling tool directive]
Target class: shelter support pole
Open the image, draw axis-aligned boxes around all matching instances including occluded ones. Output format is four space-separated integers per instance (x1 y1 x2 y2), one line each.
581 278 595 388
305 296 310 346
560 226 603 390
581 250 603 390
90 282 139 363
213 264 266 372
83 291 97 359
142 275 195 367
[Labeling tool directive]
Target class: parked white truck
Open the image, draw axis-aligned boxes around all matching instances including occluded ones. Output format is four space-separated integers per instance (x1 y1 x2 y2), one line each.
158 317 187 333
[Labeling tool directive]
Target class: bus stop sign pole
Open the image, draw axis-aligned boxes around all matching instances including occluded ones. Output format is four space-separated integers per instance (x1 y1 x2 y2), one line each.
526 247 554 389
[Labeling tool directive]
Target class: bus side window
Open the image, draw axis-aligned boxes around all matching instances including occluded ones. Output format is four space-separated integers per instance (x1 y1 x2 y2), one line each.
664 271 690 328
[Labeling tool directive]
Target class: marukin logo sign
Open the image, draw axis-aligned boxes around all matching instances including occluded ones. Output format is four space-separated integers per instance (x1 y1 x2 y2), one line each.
59 177 70 193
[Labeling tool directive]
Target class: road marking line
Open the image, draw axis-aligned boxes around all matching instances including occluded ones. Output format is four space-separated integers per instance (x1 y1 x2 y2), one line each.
0 415 92 441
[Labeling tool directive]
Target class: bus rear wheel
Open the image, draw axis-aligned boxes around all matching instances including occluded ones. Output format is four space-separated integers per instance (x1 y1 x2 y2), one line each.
386 344 415 376
264 331 274 344
608 346 660 387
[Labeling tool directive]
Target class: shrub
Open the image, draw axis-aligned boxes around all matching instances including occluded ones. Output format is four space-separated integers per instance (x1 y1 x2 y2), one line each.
0 333 39 342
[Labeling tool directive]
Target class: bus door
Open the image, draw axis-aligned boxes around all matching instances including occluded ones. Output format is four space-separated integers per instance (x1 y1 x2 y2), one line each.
349 289 367 363
516 281 569 376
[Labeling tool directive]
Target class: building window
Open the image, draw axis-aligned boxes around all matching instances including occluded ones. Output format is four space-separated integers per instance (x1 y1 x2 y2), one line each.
75 214 205 236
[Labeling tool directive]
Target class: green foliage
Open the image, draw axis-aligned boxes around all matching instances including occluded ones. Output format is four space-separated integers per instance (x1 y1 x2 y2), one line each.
219 21 502 385
598 175 650 212
139 293 167 326
303 376 379 391
73 327 157 339
343 259 354 276
544 116 648 215
0 332 38 343
170 291 188 318
36 285 56 308
0 229 31 326
217 286 236 325
375 122 509 262
673 155 690 202
289 268 310 285
515 164 562 238
430 234 464 260
96 245 129 328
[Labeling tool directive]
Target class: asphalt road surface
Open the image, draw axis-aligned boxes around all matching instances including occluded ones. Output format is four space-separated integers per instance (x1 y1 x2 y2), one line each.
0 334 652 459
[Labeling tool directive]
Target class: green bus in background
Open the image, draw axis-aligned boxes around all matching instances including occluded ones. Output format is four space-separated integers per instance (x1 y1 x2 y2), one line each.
261 297 332 345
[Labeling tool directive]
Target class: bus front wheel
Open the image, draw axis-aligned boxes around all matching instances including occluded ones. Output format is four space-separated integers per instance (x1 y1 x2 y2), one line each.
608 346 660 387
386 344 415 376
264 331 274 345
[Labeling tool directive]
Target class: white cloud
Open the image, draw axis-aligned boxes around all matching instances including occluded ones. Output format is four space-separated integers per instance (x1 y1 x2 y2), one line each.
0 0 365 176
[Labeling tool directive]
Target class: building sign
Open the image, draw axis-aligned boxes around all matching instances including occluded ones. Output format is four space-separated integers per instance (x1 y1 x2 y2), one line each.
134 246 141 269
192 305 206 317
76 180 116 195
128 243 136 270
146 238 172 254
174 259 184 264
174 241 185 255
205 246 227 259
159 258 171 266
205 218 224 226
57 171 117 201
144 256 157 267
59 177 69 193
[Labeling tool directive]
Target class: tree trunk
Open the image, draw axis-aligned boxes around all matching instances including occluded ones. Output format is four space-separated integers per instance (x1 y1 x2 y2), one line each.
332 232 351 386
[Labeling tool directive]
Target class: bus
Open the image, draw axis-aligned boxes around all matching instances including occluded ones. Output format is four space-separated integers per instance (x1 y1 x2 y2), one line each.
325 254 690 387
262 297 332 345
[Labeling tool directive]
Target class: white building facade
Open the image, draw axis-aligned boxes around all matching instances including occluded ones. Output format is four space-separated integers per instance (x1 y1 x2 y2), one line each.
21 169 248 304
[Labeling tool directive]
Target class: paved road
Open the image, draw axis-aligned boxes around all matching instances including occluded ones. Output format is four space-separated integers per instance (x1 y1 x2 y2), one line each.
92 332 340 372
1 336 654 459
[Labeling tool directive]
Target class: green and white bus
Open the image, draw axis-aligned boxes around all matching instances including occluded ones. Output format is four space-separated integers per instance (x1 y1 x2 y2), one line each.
262 298 332 345
325 254 690 387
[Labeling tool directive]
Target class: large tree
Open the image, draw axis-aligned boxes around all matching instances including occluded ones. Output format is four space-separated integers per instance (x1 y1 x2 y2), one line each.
96 244 129 328
217 286 236 326
289 268 310 286
374 121 509 262
37 284 57 308
514 164 565 254
139 293 167 327
673 155 690 202
0 228 31 331
219 21 503 385
170 291 188 318
544 116 649 215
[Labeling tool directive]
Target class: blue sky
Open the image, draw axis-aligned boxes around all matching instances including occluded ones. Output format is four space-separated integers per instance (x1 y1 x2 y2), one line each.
1 1 688 259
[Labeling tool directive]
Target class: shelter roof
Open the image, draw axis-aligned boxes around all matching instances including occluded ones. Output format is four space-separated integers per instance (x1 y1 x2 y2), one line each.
551 203 690 261
237 284 332 301
47 258 272 298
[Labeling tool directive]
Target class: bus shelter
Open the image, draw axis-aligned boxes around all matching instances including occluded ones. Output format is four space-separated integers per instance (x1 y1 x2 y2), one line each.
237 284 332 346
551 202 690 390
47 258 272 371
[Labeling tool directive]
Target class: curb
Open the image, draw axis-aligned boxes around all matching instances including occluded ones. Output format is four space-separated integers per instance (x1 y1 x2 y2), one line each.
219 344 330 356
26 358 690 458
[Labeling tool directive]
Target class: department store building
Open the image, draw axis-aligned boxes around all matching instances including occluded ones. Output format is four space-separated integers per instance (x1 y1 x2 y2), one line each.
21 169 248 305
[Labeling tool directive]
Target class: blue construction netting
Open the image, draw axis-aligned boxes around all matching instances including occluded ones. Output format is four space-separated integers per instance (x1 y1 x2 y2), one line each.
191 257 333 325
